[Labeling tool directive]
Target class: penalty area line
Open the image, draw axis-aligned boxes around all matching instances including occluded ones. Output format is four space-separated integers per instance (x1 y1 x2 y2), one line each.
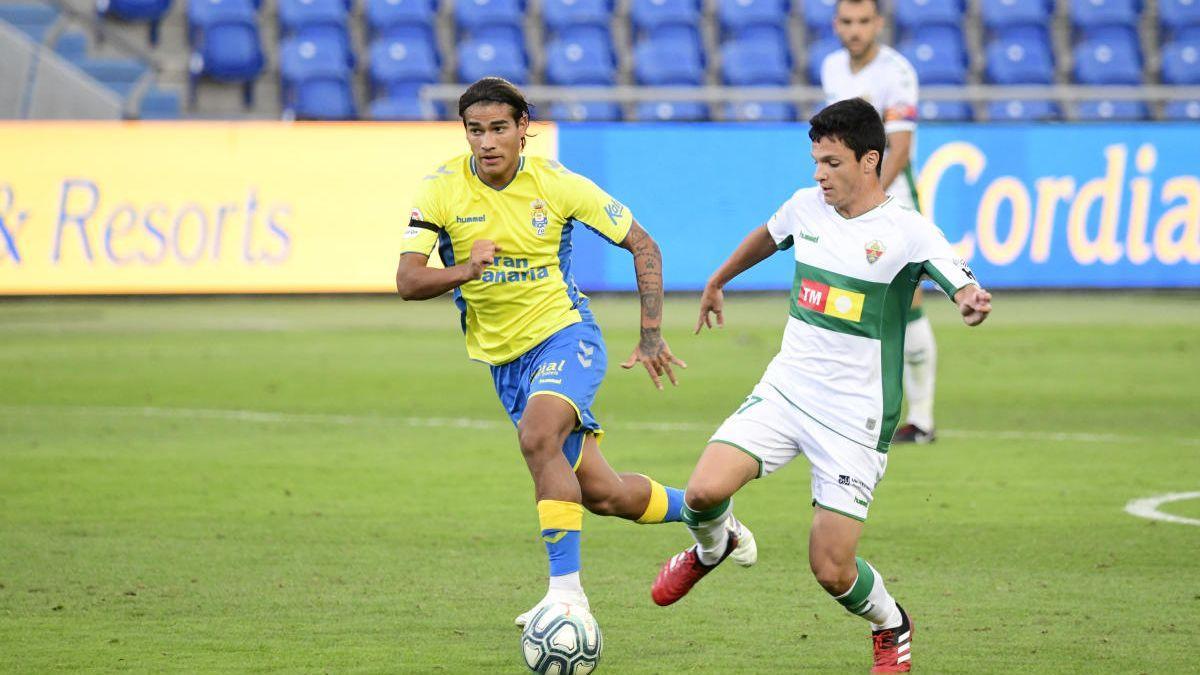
1124 492 1200 527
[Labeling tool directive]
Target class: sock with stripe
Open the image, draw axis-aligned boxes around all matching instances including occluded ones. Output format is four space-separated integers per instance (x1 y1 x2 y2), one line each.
538 500 583 593
903 313 937 431
833 557 903 630
681 498 732 565
635 475 686 524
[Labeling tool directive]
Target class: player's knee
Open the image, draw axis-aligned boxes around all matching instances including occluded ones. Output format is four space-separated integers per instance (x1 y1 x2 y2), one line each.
683 482 727 512
517 424 564 460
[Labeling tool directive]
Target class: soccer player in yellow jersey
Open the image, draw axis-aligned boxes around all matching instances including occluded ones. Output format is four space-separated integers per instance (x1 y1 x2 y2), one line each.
394 78 732 627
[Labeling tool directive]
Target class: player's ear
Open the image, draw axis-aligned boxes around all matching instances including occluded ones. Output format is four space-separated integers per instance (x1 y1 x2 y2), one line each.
863 149 880 175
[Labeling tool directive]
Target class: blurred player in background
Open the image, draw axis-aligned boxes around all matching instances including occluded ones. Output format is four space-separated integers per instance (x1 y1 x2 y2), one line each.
395 77 694 628
821 0 939 443
651 100 992 672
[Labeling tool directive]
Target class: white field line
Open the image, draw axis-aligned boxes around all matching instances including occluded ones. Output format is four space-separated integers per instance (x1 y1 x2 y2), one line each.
0 405 1198 447
1124 492 1200 527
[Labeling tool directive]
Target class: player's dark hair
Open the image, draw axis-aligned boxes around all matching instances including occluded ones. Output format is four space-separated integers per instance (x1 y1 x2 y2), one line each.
835 0 880 12
458 77 534 123
808 98 886 177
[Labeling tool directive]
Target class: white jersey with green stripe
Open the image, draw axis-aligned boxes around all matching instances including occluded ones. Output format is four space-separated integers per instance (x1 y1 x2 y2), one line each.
763 187 976 452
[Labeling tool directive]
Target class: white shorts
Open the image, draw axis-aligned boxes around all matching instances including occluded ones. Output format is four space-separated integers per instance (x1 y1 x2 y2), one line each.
709 382 888 521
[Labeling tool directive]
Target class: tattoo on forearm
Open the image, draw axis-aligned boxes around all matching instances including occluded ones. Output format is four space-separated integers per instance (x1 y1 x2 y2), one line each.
629 226 665 355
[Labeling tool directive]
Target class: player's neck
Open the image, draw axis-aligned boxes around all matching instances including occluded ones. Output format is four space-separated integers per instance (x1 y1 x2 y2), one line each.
849 43 880 73
835 187 889 219
477 159 521 190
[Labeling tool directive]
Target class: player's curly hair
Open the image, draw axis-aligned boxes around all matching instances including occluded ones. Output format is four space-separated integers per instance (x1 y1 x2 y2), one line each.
808 98 886 177
458 77 534 123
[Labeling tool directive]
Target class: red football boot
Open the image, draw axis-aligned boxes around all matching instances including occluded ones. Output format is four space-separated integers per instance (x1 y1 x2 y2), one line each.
650 534 738 606
870 604 913 673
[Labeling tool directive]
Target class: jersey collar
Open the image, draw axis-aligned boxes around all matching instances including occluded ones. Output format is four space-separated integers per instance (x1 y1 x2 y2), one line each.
469 155 526 191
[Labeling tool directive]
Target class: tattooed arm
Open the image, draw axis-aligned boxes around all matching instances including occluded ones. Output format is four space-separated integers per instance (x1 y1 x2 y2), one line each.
617 220 687 390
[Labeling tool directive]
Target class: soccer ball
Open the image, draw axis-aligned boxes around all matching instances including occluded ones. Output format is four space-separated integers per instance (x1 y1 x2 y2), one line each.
520 602 602 674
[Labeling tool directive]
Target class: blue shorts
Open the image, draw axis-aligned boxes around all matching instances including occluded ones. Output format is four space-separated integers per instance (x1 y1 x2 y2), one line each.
491 321 606 471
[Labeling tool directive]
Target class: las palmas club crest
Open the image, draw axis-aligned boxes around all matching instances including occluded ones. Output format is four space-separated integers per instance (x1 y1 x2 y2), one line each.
530 199 549 236
865 240 886 264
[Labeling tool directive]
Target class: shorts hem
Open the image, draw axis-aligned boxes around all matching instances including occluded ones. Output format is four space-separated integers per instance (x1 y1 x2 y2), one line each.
529 390 584 427
710 438 764 478
812 499 867 522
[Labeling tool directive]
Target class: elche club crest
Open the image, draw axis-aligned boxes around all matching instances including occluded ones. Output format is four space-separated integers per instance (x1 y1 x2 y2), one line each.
865 239 886 264
530 198 548 236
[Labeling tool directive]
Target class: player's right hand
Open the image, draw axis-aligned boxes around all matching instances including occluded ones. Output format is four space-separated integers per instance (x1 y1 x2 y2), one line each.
695 283 725 334
464 240 500 281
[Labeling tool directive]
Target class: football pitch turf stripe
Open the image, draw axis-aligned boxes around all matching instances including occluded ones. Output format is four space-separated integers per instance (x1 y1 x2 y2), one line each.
2 403 1198 447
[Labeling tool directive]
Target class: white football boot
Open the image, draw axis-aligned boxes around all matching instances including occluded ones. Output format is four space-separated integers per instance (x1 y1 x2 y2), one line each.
728 517 757 567
514 589 590 629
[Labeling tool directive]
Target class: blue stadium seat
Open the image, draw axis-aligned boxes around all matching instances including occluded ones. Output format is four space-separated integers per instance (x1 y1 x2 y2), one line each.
635 101 708 120
985 31 1055 83
630 0 700 34
1072 34 1142 84
633 35 704 84
369 35 439 98
724 101 796 121
1076 100 1148 120
72 57 148 98
96 0 171 44
981 0 1051 33
1070 0 1138 34
987 99 1061 120
457 35 529 83
894 0 963 38
1164 100 1200 119
369 88 442 120
364 0 436 39
900 27 968 84
717 0 788 36
545 34 616 85
55 30 88 60
188 9 264 106
547 101 623 120
455 0 523 34
278 0 353 66
803 0 836 34
807 35 841 84
721 39 790 85
280 37 356 119
1161 40 1200 84
187 0 255 44
0 2 59 42
138 88 182 118
1160 0 1200 37
543 0 611 34
918 99 973 120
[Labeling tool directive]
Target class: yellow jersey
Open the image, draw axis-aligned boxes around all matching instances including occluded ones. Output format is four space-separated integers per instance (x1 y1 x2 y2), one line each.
401 154 634 365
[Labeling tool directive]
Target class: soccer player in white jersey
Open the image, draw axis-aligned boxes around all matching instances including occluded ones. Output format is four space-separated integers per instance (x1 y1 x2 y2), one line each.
650 99 992 673
821 0 940 444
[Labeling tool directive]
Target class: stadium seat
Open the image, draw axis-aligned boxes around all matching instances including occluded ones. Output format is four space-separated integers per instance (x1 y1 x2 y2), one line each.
1161 40 1200 84
280 37 356 119
187 0 255 44
545 34 616 85
981 0 1051 33
985 31 1055 84
188 9 265 107
807 35 841 83
369 35 440 98
721 39 790 85
0 2 59 42
278 0 354 66
630 0 700 34
894 0 963 38
724 101 796 121
1164 100 1200 119
717 0 788 37
364 0 436 39
138 88 182 118
1072 34 1142 84
547 101 623 120
1160 0 1200 38
1076 99 1148 120
455 0 523 35
635 101 708 121
899 27 968 84
96 0 171 45
1070 0 1139 34
72 57 149 98
457 35 529 84
633 35 704 85
803 0 836 34
54 30 88 60
543 0 611 34
918 99 973 120
369 88 442 120
987 99 1061 120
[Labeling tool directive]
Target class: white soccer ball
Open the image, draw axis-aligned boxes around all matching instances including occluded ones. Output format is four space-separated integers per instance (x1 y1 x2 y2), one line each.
519 602 602 674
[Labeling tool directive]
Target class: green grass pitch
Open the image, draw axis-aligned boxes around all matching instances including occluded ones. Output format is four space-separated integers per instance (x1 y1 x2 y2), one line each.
1 292 1198 673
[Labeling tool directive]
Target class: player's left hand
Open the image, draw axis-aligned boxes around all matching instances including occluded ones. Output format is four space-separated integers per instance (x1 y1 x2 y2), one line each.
955 285 992 326
621 333 687 390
